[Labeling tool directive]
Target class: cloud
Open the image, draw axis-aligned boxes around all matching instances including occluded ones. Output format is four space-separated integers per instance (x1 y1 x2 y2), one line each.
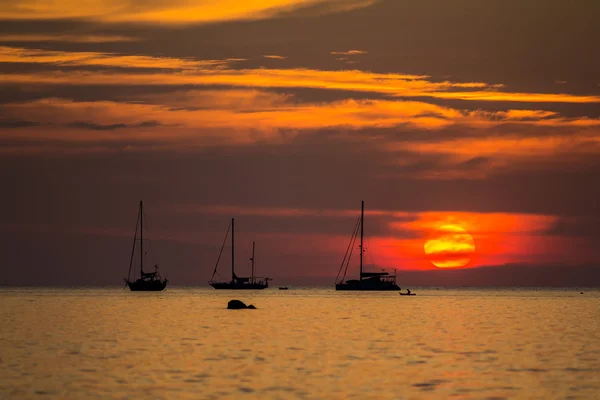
0 34 138 43
67 120 164 131
395 211 555 237
1 88 598 170
2 46 598 104
5 69 598 104
0 46 244 70
330 50 367 55
545 216 600 238
399 133 600 162
0 119 40 128
433 91 600 104
3 92 597 149
0 0 378 24
167 203 413 219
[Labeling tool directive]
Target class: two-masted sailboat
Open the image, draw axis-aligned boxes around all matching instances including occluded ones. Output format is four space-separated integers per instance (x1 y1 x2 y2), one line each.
124 201 168 291
209 218 270 289
335 201 400 291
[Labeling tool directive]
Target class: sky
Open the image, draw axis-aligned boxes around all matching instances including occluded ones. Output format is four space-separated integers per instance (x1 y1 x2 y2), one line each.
1 0 599 286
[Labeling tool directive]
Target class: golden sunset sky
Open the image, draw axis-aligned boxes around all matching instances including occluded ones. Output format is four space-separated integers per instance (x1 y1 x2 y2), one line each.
1 0 599 285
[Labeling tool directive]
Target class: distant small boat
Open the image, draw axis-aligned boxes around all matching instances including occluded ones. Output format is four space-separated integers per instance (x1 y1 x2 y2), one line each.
400 292 416 296
209 218 270 289
335 201 400 291
279 287 289 290
124 201 168 291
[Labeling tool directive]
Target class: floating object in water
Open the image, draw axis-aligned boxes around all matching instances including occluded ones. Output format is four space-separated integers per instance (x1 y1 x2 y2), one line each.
227 300 256 309
279 287 288 290
581 292 584 294
400 293 416 296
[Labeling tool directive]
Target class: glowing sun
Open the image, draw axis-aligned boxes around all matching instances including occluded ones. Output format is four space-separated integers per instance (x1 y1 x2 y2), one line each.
424 224 475 268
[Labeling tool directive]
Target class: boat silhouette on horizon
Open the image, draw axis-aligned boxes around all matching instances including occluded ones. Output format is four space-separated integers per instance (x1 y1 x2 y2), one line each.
335 201 400 291
124 201 168 291
209 218 271 290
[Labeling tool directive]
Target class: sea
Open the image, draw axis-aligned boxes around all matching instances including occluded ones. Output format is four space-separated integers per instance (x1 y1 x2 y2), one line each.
1 287 599 399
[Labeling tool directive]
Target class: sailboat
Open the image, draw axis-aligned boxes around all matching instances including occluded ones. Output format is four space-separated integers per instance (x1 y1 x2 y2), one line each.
335 201 400 291
124 201 168 291
209 218 270 289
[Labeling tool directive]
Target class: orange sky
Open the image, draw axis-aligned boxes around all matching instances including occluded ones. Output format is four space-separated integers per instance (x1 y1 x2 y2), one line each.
1 0 599 284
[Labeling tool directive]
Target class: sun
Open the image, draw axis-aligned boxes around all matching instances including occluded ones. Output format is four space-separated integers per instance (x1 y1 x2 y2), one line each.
424 224 475 268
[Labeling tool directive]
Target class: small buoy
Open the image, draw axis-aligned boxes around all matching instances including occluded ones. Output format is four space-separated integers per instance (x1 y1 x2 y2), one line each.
580 292 584 294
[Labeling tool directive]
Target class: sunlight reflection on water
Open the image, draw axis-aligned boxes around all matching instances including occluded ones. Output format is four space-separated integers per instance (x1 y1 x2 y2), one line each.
1 287 599 399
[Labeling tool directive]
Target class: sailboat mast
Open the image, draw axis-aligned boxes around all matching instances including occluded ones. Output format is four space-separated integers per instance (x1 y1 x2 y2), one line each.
231 218 235 281
251 241 255 283
127 203 141 281
360 200 364 280
140 200 144 276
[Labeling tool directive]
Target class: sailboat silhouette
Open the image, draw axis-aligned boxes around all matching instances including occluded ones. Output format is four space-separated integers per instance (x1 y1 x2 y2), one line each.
124 201 168 291
209 218 270 289
336 201 400 291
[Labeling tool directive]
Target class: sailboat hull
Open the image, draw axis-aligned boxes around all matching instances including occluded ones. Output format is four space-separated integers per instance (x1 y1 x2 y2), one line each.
210 282 268 290
126 279 168 291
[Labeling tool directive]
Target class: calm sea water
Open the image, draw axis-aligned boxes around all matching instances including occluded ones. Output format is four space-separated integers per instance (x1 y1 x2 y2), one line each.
1 287 599 399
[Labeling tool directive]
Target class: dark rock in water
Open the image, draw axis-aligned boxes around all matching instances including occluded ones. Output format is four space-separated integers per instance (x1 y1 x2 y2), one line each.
227 300 247 309
227 300 257 309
